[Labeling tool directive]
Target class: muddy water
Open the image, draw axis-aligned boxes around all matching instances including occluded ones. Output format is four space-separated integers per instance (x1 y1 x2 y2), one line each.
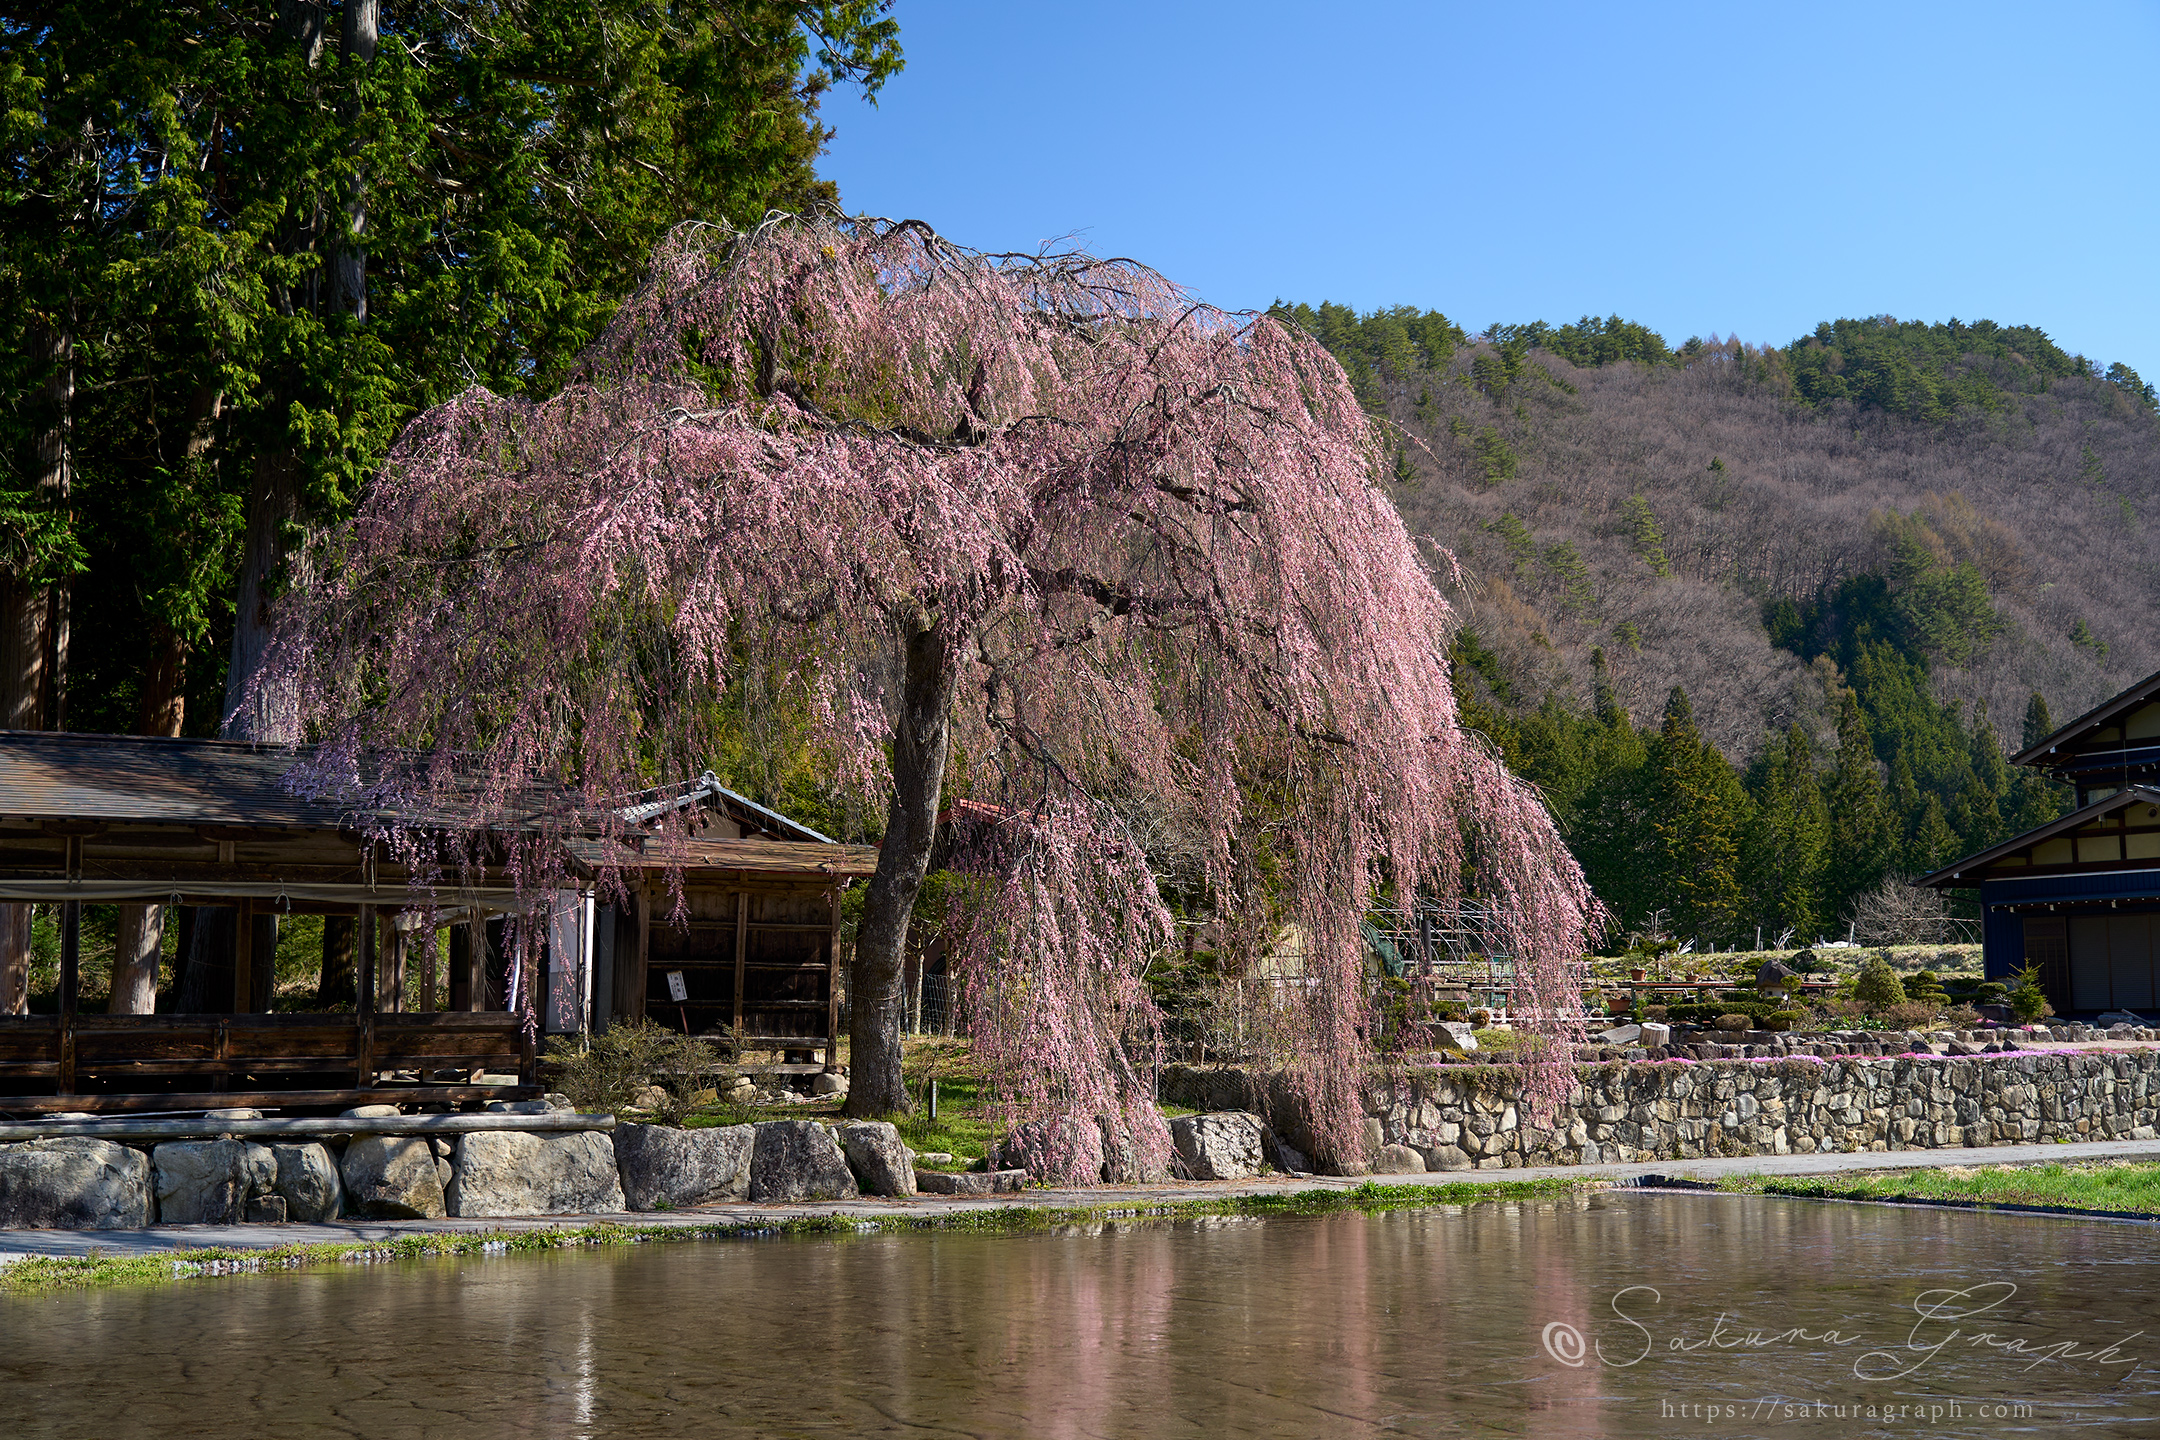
4 1195 2158 1438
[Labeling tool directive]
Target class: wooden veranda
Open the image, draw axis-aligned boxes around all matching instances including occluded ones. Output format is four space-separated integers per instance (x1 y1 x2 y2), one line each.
0 734 877 1113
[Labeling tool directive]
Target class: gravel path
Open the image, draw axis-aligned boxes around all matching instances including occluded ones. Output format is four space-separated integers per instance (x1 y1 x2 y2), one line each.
7 1133 2160 1261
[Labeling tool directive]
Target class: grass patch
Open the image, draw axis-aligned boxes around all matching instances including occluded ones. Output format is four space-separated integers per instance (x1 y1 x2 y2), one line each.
0 1176 1604 1297
1717 1160 2160 1215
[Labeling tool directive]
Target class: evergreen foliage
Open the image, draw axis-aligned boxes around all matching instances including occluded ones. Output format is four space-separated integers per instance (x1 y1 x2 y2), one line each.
1852 954 1909 1013
1786 316 2093 421
2 1 904 735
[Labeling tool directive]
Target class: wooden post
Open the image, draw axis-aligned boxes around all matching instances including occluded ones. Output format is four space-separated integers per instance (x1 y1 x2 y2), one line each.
447 921 470 1012
356 904 376 1089
379 912 406 1014
419 923 439 1014
57 898 78 1094
249 911 277 1013
466 911 488 1011
632 885 650 1024
231 900 254 1015
731 889 747 1057
826 887 841 1068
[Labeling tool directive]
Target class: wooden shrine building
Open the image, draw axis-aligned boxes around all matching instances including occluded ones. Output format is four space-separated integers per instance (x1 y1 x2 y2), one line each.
0 733 876 1114
1922 668 2160 1016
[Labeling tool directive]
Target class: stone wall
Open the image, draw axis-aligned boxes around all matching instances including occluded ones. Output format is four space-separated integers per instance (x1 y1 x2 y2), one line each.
0 1113 921 1230
1160 1051 2160 1173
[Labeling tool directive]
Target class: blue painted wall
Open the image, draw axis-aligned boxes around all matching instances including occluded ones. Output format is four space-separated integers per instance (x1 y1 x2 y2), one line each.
1978 869 2160 980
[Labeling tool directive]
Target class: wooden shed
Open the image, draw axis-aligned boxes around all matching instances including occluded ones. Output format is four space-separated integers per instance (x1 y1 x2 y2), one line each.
576 836 880 1070
0 732 877 1110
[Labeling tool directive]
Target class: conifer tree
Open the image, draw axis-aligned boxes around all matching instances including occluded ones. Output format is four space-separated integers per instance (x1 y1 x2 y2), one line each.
2022 691 2055 750
1745 722 1828 939
1645 687 1748 942
1906 794 1961 874
1826 693 1896 922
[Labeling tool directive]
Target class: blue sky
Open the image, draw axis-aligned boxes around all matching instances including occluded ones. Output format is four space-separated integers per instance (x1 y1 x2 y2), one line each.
819 2 2160 379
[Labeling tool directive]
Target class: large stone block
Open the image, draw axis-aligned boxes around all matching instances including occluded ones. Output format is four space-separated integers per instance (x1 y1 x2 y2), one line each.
0 1138 153 1229
832 1121 916 1197
1373 1143 1428 1174
268 1142 342 1222
613 1123 753 1211
153 1140 276 1225
747 1120 859 1202
915 1169 1028 1195
1169 1112 1266 1181
451 1130 625 1218
341 1136 446 1219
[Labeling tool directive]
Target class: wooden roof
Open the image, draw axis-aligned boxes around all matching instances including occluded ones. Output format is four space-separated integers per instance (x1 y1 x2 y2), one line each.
565 836 880 880
2011 668 2160 777
0 732 359 828
1918 784 2160 888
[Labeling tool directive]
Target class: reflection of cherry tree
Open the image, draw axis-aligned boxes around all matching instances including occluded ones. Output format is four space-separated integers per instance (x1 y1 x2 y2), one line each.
265 214 1597 1177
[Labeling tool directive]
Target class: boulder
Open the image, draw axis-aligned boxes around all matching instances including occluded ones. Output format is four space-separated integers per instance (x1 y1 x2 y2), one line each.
450 1130 625 1218
746 1120 859 1202
1169 1112 1266 1181
153 1139 276 1225
1596 1023 1642 1045
1436 1021 1480 1053
1757 958 1797 992
915 1169 1027 1195
832 1121 916 1197
0 1138 153 1229
810 1072 849 1097
268 1142 342 1222
612 1123 754 1210
342 1104 402 1119
341 1135 447 1219
1271 1137 1311 1175
1373 1143 1428 1174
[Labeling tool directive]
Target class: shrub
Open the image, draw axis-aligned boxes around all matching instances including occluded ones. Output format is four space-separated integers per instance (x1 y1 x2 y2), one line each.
543 1021 722 1123
1852 956 1909 1015
2008 965 2055 1024
1906 970 1949 1006
1713 1013 1752 1032
1881 1001 1942 1029
1661 999 1777 1026
1764 1010 1804 1032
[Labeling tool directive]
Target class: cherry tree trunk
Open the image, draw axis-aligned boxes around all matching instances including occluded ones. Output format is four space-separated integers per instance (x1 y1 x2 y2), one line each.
844 617 959 1118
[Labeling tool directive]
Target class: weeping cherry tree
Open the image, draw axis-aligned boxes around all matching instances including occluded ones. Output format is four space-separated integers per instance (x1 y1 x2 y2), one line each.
260 214 1599 1180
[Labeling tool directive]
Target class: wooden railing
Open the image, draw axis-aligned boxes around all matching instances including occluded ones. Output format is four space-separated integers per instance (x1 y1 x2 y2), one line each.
0 1011 535 1115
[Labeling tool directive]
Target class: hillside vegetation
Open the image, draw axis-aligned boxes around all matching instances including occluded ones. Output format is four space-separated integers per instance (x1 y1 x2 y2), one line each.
1275 302 2160 944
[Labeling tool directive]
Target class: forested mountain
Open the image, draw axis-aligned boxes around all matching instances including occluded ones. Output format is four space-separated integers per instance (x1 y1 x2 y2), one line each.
1274 302 2160 945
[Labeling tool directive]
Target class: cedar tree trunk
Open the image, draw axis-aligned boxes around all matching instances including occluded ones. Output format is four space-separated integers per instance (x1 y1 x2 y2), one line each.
224 450 306 740
108 904 163 1014
0 316 73 1011
844 615 958 1117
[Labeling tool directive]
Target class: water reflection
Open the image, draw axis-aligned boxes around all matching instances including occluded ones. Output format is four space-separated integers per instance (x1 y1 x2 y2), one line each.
3 1194 2156 1438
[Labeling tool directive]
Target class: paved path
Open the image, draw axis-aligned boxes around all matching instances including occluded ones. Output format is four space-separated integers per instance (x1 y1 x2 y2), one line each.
8 1135 2160 1262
